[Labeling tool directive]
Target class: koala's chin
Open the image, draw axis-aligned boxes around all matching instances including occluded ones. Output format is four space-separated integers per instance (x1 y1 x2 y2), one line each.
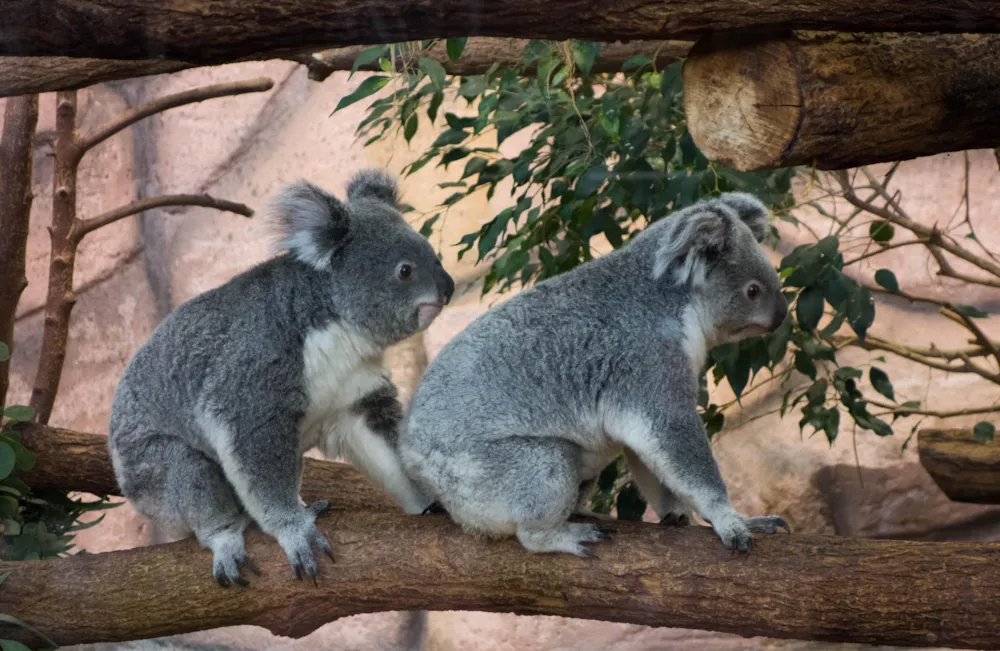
416 301 444 331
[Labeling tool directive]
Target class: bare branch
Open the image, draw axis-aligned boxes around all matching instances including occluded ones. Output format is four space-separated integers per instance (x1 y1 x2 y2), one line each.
867 398 1000 419
927 244 1000 289
74 195 254 243
76 78 274 157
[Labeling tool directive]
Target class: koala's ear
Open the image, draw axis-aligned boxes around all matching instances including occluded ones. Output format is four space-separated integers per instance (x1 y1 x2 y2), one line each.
270 180 350 270
653 209 730 286
346 168 400 209
716 192 770 242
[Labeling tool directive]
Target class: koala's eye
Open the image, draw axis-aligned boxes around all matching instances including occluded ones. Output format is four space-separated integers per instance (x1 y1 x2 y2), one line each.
396 263 414 281
746 282 762 300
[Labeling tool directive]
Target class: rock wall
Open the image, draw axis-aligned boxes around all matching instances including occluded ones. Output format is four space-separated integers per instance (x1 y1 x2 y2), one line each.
1 61 998 650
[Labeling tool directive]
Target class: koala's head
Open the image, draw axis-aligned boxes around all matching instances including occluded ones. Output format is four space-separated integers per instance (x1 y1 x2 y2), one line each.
650 193 788 345
270 169 454 346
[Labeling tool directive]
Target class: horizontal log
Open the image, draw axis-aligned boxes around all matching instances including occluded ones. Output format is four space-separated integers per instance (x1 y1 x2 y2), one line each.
919 428 1000 504
6 1 1000 65
684 32 1000 171
3 511 1000 648
0 39 692 98
15 423 397 510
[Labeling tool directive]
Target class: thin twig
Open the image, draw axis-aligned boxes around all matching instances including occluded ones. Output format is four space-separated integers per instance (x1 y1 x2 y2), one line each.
941 307 1000 371
841 238 929 267
76 78 274 157
927 243 1000 289
867 398 1000 419
74 195 254 243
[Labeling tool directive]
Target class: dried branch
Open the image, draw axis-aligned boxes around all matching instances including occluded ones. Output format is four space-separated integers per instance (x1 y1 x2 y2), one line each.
0 94 39 411
927 244 1000 290
867 398 1000 419
76 78 275 158
74 195 253 243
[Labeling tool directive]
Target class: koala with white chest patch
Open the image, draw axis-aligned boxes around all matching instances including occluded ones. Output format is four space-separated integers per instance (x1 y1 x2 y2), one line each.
399 193 789 556
108 169 454 586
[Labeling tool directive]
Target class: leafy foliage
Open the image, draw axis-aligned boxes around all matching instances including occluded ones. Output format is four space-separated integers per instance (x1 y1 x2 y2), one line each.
341 38 993 520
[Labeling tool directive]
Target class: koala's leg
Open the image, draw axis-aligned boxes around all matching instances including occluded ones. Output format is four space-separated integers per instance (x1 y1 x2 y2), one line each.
621 448 690 526
610 408 788 552
112 433 254 587
203 413 334 583
434 437 611 557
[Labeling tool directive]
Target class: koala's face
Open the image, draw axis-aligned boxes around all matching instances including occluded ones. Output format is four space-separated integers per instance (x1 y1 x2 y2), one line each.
270 169 455 347
701 224 787 344
335 200 455 344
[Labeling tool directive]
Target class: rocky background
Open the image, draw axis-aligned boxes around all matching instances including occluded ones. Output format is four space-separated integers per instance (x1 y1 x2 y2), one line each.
2 60 999 650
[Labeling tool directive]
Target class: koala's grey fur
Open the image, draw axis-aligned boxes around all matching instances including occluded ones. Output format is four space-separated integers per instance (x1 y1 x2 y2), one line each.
108 169 454 586
399 193 789 556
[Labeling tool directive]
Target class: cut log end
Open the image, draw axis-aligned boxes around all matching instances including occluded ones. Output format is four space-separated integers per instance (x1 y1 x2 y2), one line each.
683 37 801 172
919 428 1000 504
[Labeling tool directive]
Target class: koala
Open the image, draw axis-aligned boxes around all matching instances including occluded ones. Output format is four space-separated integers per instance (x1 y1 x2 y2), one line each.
108 169 454 587
399 192 789 556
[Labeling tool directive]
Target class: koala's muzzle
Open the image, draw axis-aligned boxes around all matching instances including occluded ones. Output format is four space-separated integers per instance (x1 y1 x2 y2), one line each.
436 264 455 306
770 294 789 331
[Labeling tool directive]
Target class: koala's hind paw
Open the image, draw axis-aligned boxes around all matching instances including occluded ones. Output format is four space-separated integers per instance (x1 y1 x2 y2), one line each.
745 515 790 535
209 535 258 588
659 512 691 527
277 506 336 585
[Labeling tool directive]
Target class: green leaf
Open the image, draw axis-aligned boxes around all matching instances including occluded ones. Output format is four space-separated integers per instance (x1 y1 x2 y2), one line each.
869 366 895 402
954 304 989 319
846 286 876 340
660 61 683 98
403 113 418 143
446 38 468 62
576 165 607 196
3 405 33 422
350 45 389 78
461 157 488 179
571 41 601 76
794 350 817 380
0 615 57 648
0 342 8 362
418 56 447 89
333 75 391 113
974 421 996 443
427 90 444 123
796 287 825 331
419 214 440 239
1 639 32 651
431 129 468 147
615 482 647 521
0 496 17 519
869 221 895 243
874 269 899 293
621 54 652 71
2 438 34 472
0 443 14 481
597 459 618 492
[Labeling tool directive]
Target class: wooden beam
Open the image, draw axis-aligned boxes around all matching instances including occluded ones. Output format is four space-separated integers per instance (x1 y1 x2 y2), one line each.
15 423 398 511
919 428 1000 504
0 39 692 98
2 511 1000 648
684 32 1000 171
6 1 1000 65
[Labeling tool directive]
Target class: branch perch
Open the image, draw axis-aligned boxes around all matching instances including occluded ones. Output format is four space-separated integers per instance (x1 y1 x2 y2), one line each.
919 428 1000 503
3 512 1000 648
74 195 254 243
6 1 1000 64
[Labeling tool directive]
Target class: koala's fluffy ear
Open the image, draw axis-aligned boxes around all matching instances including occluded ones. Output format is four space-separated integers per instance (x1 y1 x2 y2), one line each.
346 168 400 208
716 192 770 242
653 209 730 286
270 180 350 270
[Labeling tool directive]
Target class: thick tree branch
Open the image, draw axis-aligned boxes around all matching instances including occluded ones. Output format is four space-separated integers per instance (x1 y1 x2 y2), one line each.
686 32 1000 171
919 428 1000 504
6 1 1000 64
0 94 39 411
3 512 1000 648
74 195 254 243
0 57 195 99
77 78 275 157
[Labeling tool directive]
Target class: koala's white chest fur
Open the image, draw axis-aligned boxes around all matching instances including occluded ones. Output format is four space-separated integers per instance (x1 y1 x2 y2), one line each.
299 321 386 455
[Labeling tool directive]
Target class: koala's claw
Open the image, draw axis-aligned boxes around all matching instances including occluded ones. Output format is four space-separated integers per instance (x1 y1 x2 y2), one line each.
745 515 791 534
660 512 691 527
594 525 616 539
422 501 447 515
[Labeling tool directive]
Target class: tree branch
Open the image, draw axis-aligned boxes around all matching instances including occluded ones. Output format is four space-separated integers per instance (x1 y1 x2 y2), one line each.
0 94 39 411
73 195 254 243
76 78 275 157
3 511 1000 649
927 244 1000 290
0 57 195 99
867 398 1000 419
919 428 1000 504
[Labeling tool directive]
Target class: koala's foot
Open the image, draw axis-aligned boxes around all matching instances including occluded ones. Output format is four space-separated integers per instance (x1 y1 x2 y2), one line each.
205 529 258 588
710 513 790 554
516 522 612 557
659 512 691 527
275 500 335 585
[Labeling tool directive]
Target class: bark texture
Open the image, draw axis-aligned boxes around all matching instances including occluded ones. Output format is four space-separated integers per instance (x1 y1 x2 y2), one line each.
919 428 1000 504
5 1 1000 64
0 57 193 99
15 423 398 511
0 95 38 412
1 512 1000 648
684 32 1000 171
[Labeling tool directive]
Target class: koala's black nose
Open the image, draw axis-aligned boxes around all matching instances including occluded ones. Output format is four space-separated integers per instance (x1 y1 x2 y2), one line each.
771 297 789 331
437 266 455 306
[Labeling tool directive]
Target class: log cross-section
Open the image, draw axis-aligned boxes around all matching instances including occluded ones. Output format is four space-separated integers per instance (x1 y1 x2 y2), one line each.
684 32 1000 171
919 428 1000 504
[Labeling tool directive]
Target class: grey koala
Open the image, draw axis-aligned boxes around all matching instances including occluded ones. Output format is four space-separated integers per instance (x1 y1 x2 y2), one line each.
399 192 789 556
108 169 454 587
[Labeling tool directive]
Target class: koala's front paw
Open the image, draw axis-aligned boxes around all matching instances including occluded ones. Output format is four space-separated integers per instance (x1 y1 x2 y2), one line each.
275 500 335 585
711 513 790 554
207 530 259 588
659 512 691 527
745 515 791 535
